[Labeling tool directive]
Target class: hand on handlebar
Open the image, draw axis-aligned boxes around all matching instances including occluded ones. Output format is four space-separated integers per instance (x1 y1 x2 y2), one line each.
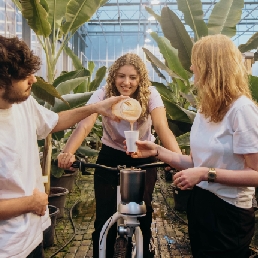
57 152 76 169
124 140 158 158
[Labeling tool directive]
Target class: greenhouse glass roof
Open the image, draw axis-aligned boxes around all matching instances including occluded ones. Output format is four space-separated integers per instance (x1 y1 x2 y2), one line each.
84 0 258 77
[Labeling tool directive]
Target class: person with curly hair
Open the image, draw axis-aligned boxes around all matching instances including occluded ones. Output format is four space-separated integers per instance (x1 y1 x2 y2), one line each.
127 35 258 258
58 53 181 257
0 35 127 258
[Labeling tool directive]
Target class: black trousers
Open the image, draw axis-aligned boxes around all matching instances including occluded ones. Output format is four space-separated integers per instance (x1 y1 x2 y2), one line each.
187 186 255 258
92 144 157 258
26 242 44 258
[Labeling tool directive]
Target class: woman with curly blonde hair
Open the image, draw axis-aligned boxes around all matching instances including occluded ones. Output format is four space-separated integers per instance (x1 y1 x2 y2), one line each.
128 35 258 257
58 53 180 257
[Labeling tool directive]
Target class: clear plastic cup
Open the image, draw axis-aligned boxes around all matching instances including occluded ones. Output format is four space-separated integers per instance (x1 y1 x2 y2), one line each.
112 98 142 122
124 130 139 152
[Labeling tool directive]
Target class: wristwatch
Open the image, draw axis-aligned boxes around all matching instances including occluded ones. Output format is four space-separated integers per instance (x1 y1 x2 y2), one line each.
208 168 217 183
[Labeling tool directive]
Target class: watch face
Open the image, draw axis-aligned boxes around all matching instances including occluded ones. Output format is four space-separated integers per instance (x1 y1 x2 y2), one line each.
209 172 216 179
208 168 216 182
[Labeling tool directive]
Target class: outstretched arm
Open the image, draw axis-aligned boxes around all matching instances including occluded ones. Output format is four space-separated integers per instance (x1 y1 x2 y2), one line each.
173 152 258 189
52 95 127 133
151 107 181 154
130 140 193 171
57 113 98 169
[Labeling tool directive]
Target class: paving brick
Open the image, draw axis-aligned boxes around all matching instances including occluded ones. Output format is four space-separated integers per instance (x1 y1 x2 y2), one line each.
44 171 193 258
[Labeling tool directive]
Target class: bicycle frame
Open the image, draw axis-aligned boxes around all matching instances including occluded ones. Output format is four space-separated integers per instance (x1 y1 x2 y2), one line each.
72 161 166 258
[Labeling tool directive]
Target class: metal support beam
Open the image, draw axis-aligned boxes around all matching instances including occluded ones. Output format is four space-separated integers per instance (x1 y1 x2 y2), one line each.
22 17 31 47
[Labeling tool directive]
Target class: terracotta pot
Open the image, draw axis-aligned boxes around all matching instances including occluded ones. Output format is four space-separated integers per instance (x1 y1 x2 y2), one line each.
50 170 78 192
43 205 60 248
48 187 69 218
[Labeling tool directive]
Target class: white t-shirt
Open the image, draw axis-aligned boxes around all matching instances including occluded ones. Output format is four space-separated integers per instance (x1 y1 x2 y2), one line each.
87 86 164 151
0 96 58 257
191 96 258 208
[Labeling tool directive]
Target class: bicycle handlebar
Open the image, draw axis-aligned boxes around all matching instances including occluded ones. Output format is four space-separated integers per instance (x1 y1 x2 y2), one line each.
72 160 167 175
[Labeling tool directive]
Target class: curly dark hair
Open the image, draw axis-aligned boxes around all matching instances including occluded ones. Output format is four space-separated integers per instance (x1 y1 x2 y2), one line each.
0 35 41 90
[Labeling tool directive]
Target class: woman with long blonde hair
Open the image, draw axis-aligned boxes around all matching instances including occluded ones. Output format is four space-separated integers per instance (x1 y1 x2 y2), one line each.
58 53 180 257
128 35 258 257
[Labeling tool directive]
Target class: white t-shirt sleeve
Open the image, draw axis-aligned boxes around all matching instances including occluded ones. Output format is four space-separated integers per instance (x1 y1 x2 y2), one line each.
29 97 59 140
87 87 105 105
149 86 164 112
233 102 258 154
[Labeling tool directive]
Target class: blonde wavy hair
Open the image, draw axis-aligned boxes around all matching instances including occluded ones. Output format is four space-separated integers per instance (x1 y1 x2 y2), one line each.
191 34 252 122
105 53 151 119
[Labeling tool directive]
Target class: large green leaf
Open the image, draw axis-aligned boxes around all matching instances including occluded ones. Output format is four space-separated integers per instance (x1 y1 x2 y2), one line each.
88 61 95 75
160 7 193 72
56 77 88 95
151 82 175 102
154 82 195 123
53 69 90 87
145 6 161 23
39 0 48 12
11 0 22 10
77 145 99 157
176 0 208 40
162 98 193 123
64 45 83 70
32 76 67 106
150 32 190 83
61 0 104 35
249 75 258 102
208 0 244 37
51 92 93 112
19 0 51 37
238 32 258 53
176 132 190 149
89 66 107 92
47 0 70 28
143 48 185 81
148 62 167 81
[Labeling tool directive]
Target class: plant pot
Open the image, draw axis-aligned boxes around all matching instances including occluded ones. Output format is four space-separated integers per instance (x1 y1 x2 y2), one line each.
48 187 69 218
43 205 60 248
50 170 78 192
173 187 192 211
164 168 177 182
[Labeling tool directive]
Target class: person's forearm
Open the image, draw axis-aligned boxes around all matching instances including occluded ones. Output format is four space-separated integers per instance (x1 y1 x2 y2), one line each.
198 167 258 187
62 114 97 154
158 129 182 154
156 145 193 170
52 104 98 133
0 196 33 220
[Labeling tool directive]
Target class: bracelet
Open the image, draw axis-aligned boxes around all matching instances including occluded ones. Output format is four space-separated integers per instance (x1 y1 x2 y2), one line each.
154 148 159 157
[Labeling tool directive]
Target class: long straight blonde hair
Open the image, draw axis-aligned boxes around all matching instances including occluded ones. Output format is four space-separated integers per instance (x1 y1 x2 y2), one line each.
191 34 252 122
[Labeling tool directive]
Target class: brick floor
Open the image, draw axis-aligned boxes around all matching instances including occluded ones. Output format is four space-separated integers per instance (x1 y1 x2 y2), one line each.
44 170 192 258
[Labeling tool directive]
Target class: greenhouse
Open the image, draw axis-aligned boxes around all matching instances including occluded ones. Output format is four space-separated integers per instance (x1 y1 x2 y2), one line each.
1 0 258 258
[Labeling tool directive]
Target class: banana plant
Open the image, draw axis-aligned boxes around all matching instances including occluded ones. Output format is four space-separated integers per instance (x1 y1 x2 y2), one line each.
37 49 107 178
12 0 107 193
144 0 249 146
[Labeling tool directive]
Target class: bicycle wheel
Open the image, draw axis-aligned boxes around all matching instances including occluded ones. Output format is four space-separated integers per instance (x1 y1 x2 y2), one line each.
113 236 128 258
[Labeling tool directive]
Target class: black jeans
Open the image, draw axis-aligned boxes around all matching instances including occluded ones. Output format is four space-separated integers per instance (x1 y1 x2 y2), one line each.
92 144 157 258
26 242 45 258
187 186 255 258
